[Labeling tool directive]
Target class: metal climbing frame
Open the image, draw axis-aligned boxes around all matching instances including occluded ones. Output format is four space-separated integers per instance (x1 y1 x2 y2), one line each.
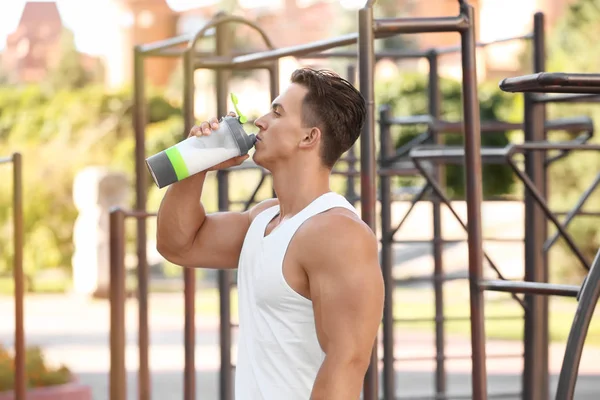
2 153 24 400
492 14 600 400
379 12 600 399
112 1 482 399
496 54 600 400
387 12 600 400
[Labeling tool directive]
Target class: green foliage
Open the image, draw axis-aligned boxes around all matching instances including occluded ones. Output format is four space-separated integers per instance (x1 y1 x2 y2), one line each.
0 345 71 391
374 72 519 199
540 0 600 282
0 84 182 283
47 28 102 92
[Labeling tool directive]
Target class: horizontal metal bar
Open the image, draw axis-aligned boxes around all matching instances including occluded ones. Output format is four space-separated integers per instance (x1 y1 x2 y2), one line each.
394 315 522 323
544 116 594 133
0 156 13 164
436 120 522 133
302 49 431 60
300 34 532 60
374 15 469 34
138 34 194 55
390 238 523 244
480 280 580 297
385 115 592 134
109 208 158 219
500 72 600 94
395 273 468 285
409 145 509 163
410 141 600 165
226 33 360 68
436 33 532 55
555 211 600 217
534 93 600 104
396 391 522 400
386 115 434 126
195 58 275 71
514 142 600 152
379 167 421 176
394 353 523 362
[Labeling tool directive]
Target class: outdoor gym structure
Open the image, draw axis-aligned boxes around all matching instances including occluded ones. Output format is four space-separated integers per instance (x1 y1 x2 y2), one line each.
5 0 600 400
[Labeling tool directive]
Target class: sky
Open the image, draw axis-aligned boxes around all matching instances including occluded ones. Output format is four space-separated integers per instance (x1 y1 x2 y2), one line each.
0 0 368 56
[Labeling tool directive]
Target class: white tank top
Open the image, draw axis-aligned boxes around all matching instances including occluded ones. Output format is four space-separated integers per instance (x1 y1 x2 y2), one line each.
234 191 358 400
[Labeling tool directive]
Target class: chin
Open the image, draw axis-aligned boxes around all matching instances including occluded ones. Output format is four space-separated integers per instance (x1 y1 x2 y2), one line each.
252 152 273 172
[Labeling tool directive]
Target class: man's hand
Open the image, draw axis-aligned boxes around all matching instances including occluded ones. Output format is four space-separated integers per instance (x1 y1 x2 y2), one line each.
296 210 384 400
189 111 249 171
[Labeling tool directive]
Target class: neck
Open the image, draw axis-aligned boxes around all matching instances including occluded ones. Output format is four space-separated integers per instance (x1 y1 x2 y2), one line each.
271 162 331 218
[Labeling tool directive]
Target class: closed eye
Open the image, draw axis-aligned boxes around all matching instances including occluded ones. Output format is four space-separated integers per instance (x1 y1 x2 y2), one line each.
271 102 284 117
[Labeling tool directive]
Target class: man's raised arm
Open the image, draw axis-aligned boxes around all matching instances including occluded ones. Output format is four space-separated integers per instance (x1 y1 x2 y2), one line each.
156 117 271 270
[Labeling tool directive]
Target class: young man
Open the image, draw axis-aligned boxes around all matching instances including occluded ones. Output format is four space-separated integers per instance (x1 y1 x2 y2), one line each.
156 68 384 400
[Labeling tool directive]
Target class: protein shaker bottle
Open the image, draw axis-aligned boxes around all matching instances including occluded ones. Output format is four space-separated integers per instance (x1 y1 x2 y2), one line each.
146 112 256 189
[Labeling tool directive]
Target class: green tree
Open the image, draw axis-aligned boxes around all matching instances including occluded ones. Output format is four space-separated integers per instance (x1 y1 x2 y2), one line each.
536 0 600 282
0 84 182 290
47 28 97 92
375 71 518 199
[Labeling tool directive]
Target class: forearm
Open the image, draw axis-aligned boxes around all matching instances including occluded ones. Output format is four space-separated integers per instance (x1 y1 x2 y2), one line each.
156 172 207 253
310 355 366 400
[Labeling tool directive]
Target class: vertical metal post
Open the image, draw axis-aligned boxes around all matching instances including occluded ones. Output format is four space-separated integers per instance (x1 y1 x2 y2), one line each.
459 3 487 399
345 64 359 205
216 17 233 400
428 50 446 397
133 46 151 400
182 48 197 400
523 12 548 400
12 153 25 400
358 5 378 400
379 106 395 400
110 208 127 400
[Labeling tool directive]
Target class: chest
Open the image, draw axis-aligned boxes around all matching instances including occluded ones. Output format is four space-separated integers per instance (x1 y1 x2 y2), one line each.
239 213 311 303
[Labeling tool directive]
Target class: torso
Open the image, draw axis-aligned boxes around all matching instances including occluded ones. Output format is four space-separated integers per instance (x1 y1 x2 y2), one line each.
262 206 359 302
234 191 360 399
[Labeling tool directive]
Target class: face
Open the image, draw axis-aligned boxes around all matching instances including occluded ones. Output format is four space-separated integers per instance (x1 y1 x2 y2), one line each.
252 83 320 170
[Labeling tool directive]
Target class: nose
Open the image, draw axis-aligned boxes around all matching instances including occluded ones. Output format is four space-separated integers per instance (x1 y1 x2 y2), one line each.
254 114 267 131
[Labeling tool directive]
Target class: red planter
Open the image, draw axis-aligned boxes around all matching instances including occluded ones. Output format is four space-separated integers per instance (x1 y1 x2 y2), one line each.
0 382 92 400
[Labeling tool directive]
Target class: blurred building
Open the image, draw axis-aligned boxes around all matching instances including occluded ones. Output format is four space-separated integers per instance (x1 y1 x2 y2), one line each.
1 1 100 84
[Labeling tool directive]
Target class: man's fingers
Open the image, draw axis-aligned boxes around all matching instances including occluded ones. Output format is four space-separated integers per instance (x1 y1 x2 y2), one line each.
190 125 201 137
208 117 219 130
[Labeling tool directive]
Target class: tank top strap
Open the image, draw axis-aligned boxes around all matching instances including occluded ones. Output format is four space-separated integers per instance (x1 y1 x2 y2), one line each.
279 192 357 236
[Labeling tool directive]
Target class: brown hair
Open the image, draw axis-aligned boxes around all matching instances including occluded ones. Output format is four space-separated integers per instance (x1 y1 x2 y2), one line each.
290 68 366 168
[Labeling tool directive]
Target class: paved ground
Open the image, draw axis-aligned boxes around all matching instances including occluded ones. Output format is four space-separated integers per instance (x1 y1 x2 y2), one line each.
1 293 599 400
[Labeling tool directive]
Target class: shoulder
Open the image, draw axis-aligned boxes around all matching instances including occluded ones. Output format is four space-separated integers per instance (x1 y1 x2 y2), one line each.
295 208 379 271
303 207 376 243
247 198 279 222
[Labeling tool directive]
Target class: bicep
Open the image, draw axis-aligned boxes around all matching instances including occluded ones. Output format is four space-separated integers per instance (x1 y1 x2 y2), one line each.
167 210 251 269
169 198 278 270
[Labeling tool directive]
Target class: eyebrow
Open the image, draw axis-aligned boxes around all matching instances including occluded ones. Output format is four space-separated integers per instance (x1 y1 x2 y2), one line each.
272 102 285 112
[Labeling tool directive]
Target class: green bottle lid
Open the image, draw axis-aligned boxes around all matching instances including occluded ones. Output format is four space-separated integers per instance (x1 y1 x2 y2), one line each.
230 92 247 124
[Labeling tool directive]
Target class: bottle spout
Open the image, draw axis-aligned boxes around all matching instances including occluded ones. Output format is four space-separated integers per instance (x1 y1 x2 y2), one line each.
248 133 257 146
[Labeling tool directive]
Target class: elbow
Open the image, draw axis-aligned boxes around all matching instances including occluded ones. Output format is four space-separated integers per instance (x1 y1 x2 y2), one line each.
156 240 177 265
328 349 371 375
156 234 185 265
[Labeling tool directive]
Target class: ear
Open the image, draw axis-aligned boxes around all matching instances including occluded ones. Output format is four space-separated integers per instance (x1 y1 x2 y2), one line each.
299 127 321 150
